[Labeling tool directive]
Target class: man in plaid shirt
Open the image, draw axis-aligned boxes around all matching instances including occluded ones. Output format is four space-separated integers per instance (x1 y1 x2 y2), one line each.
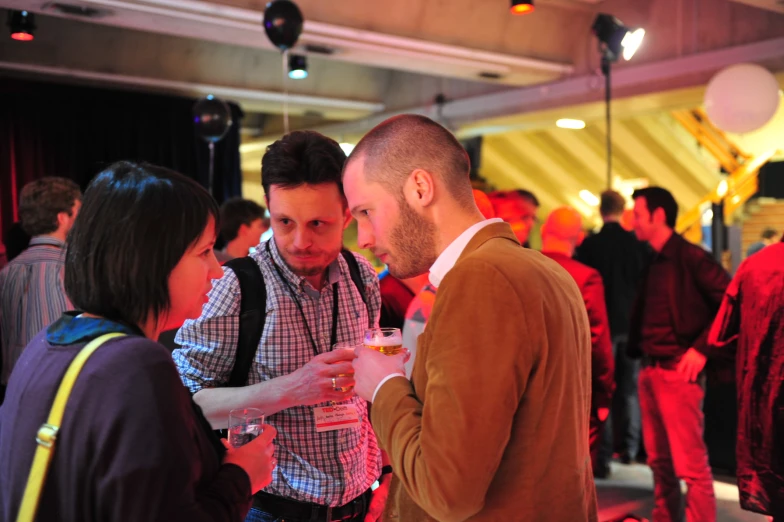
173 131 387 522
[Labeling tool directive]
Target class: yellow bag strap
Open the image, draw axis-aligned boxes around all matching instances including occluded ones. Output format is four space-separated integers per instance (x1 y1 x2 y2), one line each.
16 332 126 522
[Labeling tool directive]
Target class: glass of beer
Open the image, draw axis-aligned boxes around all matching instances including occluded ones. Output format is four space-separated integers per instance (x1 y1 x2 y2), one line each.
364 328 403 356
228 408 264 448
331 342 357 393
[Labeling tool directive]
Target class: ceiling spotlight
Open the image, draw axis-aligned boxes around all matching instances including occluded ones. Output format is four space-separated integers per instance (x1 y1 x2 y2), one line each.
510 0 534 15
556 118 586 130
288 54 308 80
8 10 36 41
591 13 645 62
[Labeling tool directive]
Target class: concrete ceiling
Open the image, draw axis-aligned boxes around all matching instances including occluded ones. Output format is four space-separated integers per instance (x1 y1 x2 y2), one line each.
2 0 783 124
2 0 783 222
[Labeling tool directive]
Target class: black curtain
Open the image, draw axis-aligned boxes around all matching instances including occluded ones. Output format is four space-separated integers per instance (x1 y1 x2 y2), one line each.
0 77 242 237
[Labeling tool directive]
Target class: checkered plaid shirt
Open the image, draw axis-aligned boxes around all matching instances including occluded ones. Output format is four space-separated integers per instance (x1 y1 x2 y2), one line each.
173 239 382 506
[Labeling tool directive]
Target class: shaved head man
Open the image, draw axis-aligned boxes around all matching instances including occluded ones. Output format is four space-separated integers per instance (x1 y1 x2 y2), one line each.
541 207 584 252
342 114 598 522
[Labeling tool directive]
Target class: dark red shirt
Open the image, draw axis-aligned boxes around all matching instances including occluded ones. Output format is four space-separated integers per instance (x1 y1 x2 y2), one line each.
640 242 681 357
542 252 615 411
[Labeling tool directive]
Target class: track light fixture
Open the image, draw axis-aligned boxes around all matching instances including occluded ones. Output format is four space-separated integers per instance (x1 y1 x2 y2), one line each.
8 10 35 41
510 0 534 15
288 54 308 79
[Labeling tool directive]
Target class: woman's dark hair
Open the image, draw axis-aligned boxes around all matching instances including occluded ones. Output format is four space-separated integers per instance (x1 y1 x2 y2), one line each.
65 161 219 329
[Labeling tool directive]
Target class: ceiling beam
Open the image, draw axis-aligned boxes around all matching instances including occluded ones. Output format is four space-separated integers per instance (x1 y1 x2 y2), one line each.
9 0 572 86
0 61 385 120
270 37 784 141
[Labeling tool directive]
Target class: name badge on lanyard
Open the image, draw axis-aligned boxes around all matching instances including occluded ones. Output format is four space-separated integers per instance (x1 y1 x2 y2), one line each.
313 404 361 432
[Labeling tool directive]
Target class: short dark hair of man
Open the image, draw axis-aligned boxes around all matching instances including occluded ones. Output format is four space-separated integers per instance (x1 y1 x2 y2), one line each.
65 161 219 330
261 131 347 200
220 198 267 241
347 114 475 209
490 189 540 208
600 190 626 218
761 227 778 240
632 186 678 229
18 177 81 237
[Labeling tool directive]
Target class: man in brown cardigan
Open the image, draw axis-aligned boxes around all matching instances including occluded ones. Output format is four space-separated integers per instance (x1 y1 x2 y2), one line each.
342 114 598 522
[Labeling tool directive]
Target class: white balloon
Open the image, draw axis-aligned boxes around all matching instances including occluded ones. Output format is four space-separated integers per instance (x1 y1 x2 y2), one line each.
727 94 784 157
704 63 781 134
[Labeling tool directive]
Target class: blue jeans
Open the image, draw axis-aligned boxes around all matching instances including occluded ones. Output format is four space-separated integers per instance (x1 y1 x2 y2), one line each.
598 337 642 468
245 493 370 522
245 508 283 522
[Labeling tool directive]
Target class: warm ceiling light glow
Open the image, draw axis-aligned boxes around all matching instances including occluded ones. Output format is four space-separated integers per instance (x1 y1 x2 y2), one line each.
579 190 600 206
510 1 534 15
716 179 729 198
556 118 586 130
731 195 741 204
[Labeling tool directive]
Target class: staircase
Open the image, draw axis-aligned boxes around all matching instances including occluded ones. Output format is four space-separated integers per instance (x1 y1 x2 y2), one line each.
740 198 784 259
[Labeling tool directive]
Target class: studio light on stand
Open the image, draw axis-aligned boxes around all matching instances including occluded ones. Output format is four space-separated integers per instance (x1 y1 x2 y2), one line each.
591 13 645 188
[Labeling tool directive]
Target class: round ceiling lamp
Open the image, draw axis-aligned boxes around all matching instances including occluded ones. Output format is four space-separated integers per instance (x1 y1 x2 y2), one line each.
510 1 534 15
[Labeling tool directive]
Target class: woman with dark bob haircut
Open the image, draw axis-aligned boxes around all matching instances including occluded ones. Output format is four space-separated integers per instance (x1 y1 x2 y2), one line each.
0 162 277 521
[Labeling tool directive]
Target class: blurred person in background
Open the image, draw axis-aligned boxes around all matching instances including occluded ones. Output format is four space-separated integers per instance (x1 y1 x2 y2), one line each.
215 198 270 264
745 227 778 258
541 206 615 479
489 189 539 247
628 187 730 522
0 178 81 402
576 190 649 470
709 233 784 521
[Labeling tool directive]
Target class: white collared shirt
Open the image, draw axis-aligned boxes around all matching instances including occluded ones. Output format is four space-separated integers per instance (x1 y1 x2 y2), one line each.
372 218 503 402
428 218 503 288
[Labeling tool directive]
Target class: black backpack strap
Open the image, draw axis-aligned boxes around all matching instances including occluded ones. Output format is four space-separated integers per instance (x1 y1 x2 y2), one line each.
341 249 371 327
341 249 368 306
223 257 267 387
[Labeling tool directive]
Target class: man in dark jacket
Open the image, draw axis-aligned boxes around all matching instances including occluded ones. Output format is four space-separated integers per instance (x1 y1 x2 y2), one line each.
541 207 615 478
576 190 648 471
629 187 730 522
709 236 784 520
